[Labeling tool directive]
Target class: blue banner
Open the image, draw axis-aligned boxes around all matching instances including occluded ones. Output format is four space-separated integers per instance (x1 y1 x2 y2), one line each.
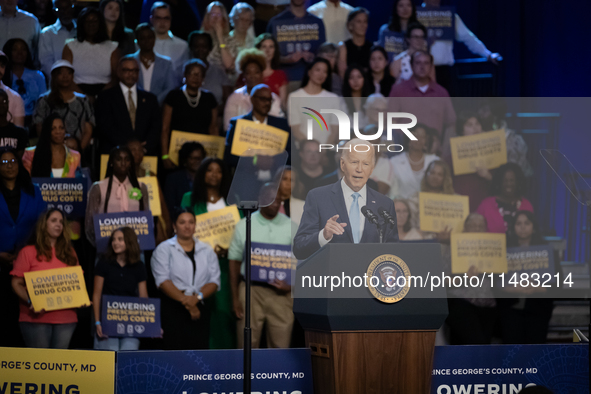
378 31 406 62
93 211 155 253
250 242 293 284
32 177 87 218
507 245 555 275
417 6 456 42
431 344 589 394
101 295 161 338
116 348 314 394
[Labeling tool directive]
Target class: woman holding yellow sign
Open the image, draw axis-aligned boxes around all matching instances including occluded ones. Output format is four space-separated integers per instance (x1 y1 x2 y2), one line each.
10 209 83 348
181 157 237 349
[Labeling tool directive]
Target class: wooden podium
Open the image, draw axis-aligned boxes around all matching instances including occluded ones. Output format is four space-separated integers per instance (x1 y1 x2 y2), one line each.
293 243 448 394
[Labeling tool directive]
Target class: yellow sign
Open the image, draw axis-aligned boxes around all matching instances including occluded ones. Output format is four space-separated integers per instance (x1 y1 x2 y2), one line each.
419 192 469 233
450 129 507 175
194 205 241 249
100 155 158 180
168 130 225 165
231 119 289 157
0 346 115 394
451 233 507 274
138 177 161 217
24 266 90 312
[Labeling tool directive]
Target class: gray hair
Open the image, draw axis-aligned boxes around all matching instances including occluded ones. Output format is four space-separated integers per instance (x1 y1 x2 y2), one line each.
229 2 255 28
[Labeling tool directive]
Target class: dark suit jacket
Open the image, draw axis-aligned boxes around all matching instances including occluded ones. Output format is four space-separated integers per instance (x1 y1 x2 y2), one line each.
224 111 291 171
95 85 161 155
293 179 399 260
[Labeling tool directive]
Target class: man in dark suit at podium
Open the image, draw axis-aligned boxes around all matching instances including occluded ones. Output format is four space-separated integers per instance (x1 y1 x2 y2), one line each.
293 139 399 260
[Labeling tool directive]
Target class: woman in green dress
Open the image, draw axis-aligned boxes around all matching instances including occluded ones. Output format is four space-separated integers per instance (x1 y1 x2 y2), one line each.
181 157 237 348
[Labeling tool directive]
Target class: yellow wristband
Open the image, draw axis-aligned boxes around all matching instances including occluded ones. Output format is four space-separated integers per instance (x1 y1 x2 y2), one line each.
219 43 226 49
162 155 169 160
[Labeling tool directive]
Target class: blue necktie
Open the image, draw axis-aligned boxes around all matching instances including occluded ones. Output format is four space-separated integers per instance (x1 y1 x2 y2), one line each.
350 192 361 243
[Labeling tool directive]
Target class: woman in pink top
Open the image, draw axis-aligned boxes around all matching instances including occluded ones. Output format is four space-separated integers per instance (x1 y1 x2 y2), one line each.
476 163 533 233
85 146 149 246
10 208 83 348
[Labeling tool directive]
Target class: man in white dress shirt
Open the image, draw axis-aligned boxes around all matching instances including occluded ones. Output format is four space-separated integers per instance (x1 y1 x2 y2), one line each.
38 0 76 78
149 1 190 80
420 0 501 94
0 0 40 63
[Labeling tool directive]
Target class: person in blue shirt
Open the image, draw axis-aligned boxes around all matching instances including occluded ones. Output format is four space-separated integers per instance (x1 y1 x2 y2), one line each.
0 146 46 347
1 38 47 123
267 0 326 89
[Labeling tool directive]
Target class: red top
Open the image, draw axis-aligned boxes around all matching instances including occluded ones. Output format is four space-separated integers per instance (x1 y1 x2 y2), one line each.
476 196 534 233
10 245 79 324
263 69 288 96
388 78 450 98
235 69 288 96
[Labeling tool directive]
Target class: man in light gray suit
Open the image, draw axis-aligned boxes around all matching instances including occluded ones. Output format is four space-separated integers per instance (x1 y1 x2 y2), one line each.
132 23 179 105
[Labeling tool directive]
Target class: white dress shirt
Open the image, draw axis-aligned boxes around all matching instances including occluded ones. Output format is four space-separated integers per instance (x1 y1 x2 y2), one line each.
39 19 77 77
430 13 492 66
119 82 137 112
140 61 154 92
151 236 221 295
307 0 353 45
154 31 190 79
318 178 366 246
0 7 40 62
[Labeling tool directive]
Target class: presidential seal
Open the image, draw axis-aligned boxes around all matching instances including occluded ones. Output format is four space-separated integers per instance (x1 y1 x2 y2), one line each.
366 254 410 303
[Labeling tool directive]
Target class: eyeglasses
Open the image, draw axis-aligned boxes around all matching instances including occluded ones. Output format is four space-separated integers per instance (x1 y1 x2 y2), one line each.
0 158 17 166
410 35 425 40
253 96 272 103
16 79 26 95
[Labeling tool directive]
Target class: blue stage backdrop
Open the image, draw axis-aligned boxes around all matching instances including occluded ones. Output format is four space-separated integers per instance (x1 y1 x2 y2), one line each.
431 344 589 394
117 348 313 394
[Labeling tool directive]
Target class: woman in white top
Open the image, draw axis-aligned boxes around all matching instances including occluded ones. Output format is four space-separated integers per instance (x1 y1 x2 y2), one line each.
288 57 341 145
62 7 120 98
390 124 439 199
391 22 434 84
201 2 237 74
228 3 255 55
394 199 423 241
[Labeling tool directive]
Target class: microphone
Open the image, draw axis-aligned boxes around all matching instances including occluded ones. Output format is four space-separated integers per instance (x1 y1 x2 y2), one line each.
378 207 397 226
361 206 379 225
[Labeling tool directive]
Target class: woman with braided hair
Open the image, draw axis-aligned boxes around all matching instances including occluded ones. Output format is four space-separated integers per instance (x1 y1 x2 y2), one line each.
85 146 149 246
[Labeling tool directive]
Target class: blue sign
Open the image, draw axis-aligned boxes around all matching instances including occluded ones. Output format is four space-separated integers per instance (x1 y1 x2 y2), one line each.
507 245 555 275
250 242 293 284
417 6 456 42
101 295 161 338
32 177 87 218
94 211 155 253
378 31 406 62
431 344 589 394
116 348 314 394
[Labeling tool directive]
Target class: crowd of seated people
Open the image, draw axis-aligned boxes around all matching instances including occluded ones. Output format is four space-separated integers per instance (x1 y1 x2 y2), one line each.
0 0 563 353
